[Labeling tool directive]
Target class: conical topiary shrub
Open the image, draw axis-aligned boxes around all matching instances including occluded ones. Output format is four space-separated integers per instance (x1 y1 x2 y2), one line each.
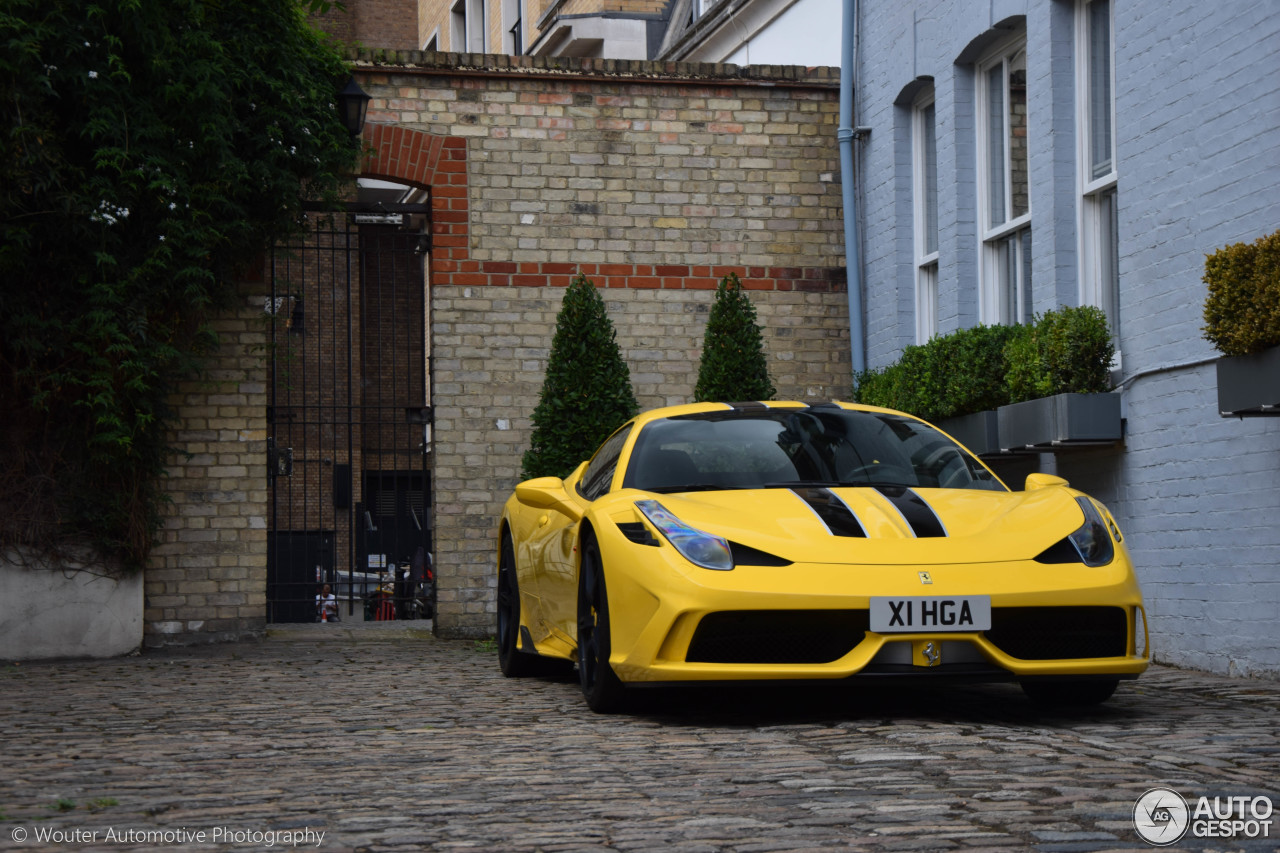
521 274 639 480
694 272 776 402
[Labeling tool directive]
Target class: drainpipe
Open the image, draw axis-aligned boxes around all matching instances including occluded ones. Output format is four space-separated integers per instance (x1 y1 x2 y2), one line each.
838 0 866 382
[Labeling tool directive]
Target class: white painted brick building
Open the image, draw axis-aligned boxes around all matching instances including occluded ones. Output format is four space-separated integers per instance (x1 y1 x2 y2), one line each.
854 0 1280 676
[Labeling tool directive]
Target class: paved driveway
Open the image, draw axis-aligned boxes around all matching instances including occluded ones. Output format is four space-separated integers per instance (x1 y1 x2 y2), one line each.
2 623 1276 852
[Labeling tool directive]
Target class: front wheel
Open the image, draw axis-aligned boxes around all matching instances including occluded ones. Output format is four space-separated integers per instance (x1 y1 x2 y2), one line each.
497 531 539 677
1020 678 1119 706
577 531 627 713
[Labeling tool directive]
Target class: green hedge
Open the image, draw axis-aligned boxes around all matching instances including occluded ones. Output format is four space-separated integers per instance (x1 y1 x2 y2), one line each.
1005 305 1114 403
1202 229 1280 356
854 306 1115 420
854 324 1023 422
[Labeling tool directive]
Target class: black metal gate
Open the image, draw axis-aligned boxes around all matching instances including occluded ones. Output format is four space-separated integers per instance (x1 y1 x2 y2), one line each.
266 204 433 623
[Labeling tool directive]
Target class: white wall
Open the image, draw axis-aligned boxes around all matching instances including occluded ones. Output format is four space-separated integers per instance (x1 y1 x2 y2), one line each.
721 0 844 66
1 554 143 660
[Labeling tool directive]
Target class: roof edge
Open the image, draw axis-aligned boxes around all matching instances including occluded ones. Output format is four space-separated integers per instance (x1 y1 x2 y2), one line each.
345 47 840 87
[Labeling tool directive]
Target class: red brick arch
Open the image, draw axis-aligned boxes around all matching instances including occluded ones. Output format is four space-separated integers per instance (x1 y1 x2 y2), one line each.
360 123 470 276
357 122 845 292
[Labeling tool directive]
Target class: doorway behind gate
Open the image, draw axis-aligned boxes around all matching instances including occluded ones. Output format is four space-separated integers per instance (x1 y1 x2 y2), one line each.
265 195 433 623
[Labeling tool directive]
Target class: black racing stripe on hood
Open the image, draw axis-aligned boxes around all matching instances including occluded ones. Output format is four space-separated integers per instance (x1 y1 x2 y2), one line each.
875 486 947 538
727 401 768 412
792 487 867 538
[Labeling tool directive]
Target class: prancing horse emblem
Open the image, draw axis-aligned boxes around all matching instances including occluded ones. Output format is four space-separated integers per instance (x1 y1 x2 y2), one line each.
918 571 933 584
922 642 940 666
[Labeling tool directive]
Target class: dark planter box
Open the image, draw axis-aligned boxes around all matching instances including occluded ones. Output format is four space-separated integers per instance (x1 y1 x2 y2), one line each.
997 392 1122 452
937 410 1003 457
1217 345 1280 417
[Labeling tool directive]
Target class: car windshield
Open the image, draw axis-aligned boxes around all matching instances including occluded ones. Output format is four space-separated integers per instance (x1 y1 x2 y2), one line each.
622 408 1005 494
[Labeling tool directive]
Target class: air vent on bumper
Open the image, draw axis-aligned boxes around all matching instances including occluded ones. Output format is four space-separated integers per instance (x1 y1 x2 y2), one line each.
985 606 1127 659
687 610 870 663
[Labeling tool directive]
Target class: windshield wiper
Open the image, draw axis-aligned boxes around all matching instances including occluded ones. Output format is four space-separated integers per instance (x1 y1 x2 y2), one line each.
644 483 741 494
760 480 872 489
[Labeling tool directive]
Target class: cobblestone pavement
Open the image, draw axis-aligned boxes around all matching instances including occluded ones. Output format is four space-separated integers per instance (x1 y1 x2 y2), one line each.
2 623 1277 853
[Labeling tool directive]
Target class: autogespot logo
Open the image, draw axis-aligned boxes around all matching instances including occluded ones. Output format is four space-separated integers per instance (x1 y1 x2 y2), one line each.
1134 788 1190 846
1134 787 1276 845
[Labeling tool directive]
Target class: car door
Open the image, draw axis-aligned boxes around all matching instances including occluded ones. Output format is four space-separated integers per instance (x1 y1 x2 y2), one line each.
536 424 632 641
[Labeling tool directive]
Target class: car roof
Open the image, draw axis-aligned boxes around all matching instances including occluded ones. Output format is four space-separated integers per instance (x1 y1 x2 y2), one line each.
630 400 905 428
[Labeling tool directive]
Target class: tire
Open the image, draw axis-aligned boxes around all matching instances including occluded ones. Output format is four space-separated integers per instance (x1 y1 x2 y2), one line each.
1020 678 1119 706
497 531 540 677
577 531 627 713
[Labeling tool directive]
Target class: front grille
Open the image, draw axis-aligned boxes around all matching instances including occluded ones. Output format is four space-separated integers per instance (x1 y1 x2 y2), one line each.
985 606 1127 660
686 610 870 664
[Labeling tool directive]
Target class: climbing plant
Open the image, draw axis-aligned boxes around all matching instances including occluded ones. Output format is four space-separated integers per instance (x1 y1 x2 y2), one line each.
0 0 360 570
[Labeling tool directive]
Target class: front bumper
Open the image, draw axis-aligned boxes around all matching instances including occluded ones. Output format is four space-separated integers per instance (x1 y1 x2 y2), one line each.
599 525 1151 685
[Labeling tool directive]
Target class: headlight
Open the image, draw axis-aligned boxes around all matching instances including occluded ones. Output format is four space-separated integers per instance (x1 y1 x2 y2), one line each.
1067 497 1115 567
635 499 733 571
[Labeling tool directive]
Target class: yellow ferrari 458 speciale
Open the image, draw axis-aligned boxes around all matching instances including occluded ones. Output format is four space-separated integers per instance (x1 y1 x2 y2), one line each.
497 401 1148 712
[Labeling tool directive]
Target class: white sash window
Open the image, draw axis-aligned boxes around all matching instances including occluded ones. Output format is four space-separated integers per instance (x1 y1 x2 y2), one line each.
1077 0 1120 354
913 90 939 343
977 38 1032 325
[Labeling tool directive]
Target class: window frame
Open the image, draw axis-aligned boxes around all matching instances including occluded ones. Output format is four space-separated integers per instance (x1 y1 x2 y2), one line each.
913 89 940 343
503 0 523 54
466 0 488 52
975 34 1033 325
576 424 633 501
1075 0 1121 356
1076 0 1116 195
449 0 466 51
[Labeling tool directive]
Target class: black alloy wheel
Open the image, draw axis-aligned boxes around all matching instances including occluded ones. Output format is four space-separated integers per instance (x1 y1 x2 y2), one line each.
497 531 535 677
577 530 627 712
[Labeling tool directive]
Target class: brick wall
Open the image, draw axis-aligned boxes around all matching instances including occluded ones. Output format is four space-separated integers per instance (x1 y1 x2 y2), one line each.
354 51 850 636
145 282 269 646
146 51 850 646
430 281 851 632
856 0 1280 677
314 0 423 51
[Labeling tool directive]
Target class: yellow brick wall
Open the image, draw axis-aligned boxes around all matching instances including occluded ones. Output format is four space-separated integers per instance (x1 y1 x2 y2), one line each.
144 282 269 646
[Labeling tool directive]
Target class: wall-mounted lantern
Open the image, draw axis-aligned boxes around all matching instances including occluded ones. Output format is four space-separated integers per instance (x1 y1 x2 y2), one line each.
337 77 371 138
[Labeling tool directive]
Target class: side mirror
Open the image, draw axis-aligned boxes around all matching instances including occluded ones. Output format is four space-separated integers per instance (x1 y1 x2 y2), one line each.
1025 472 1070 491
515 477 583 520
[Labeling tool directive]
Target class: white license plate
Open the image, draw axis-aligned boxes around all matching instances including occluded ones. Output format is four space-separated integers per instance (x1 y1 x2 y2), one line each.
870 595 991 632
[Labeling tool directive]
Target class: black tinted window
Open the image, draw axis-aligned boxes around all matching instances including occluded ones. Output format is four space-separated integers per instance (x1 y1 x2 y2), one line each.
577 424 632 500
623 409 1004 493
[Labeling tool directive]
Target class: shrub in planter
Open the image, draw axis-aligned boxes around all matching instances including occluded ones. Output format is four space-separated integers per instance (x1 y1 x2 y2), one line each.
522 274 639 480
854 343 935 420
853 356 911 416
694 272 776 403
854 324 1022 422
933 324 1025 416
1202 229 1280 356
1004 306 1114 404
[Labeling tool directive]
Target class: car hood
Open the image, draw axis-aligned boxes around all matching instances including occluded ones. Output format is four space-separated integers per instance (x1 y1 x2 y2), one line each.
617 485 1088 566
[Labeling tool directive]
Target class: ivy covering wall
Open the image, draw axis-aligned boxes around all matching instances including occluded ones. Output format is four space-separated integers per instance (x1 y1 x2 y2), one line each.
0 0 359 570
